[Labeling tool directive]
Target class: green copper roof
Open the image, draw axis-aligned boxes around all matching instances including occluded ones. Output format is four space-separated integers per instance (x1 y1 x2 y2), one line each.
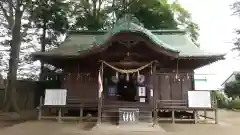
155 33 225 57
93 18 178 52
32 18 225 59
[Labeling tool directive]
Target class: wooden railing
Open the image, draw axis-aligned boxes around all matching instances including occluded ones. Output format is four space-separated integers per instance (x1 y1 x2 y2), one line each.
156 100 188 109
66 96 98 108
38 93 218 124
154 96 218 124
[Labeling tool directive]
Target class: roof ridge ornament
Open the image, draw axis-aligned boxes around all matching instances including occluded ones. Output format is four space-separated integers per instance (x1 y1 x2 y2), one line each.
115 14 144 29
93 14 144 46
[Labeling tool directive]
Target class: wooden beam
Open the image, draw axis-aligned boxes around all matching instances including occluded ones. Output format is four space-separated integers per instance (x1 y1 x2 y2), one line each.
101 52 149 58
108 61 151 68
152 62 158 126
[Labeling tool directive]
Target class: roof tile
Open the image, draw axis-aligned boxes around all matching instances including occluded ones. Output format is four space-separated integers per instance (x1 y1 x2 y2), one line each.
32 19 225 58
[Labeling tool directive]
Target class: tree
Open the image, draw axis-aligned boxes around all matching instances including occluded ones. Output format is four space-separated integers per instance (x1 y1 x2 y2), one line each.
112 0 178 29
107 0 199 44
71 0 110 30
67 0 199 42
225 74 240 99
170 0 199 45
0 0 33 112
0 49 8 76
231 1 240 51
0 0 70 82
29 0 70 80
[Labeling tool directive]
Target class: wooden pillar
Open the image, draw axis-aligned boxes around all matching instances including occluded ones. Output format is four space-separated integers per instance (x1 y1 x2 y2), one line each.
215 109 218 124
97 97 102 124
149 66 154 106
204 110 207 120
38 96 43 120
80 105 83 122
194 110 198 124
172 109 175 124
58 108 62 123
212 91 218 124
152 62 158 126
97 63 104 124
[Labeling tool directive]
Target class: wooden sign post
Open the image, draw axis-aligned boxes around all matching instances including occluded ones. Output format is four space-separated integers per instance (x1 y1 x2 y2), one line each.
38 89 67 122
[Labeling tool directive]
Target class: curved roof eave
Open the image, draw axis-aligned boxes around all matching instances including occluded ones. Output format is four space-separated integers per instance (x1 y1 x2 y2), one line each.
93 21 180 54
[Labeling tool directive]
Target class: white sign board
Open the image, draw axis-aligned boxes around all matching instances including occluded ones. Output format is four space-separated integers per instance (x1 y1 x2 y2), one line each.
188 91 211 108
139 98 145 103
138 87 146 96
44 89 67 106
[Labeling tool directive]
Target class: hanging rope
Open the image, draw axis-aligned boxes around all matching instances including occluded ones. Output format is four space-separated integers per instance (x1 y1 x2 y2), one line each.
99 60 154 74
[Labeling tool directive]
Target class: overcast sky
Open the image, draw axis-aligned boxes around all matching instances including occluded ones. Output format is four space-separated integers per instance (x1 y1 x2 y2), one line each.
178 0 240 89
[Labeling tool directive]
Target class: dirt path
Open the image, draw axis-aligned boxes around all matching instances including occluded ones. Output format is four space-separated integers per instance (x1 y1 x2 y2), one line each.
0 109 239 135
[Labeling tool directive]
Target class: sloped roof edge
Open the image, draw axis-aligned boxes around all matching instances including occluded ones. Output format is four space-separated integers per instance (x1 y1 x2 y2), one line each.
92 21 179 53
68 29 186 35
221 71 240 86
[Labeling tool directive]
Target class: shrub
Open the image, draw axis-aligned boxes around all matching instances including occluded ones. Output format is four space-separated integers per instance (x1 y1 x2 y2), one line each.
214 91 229 108
228 99 240 110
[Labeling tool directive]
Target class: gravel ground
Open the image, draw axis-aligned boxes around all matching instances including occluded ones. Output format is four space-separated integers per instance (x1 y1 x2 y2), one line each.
0 109 239 135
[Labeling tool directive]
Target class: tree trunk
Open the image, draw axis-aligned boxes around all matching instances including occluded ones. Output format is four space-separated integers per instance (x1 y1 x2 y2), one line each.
3 10 22 112
39 21 47 80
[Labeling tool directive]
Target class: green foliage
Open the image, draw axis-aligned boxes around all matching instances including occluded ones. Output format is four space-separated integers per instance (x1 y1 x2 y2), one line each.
72 0 110 30
232 1 240 51
169 1 199 44
228 99 240 109
71 0 199 44
110 0 199 44
30 0 70 47
224 74 240 98
214 91 240 110
214 91 229 108
215 73 240 110
114 0 178 29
